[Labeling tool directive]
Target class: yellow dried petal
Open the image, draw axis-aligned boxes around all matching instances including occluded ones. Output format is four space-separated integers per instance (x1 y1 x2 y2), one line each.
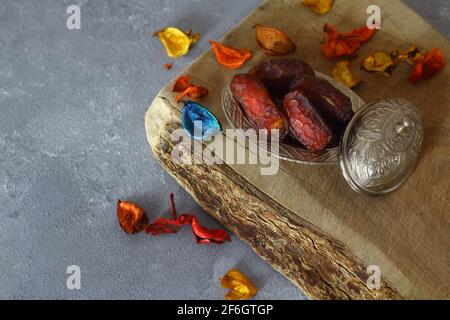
361 51 395 77
303 0 334 14
332 61 362 88
155 27 199 59
220 269 258 300
391 46 423 65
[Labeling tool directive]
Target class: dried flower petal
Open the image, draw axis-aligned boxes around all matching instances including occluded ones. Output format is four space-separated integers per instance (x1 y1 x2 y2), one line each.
175 86 209 103
255 24 296 55
209 40 252 69
332 61 362 88
172 75 209 103
408 48 445 84
181 101 221 140
117 200 148 234
361 51 395 77
323 23 376 59
390 46 445 84
422 48 445 79
303 0 334 14
173 75 193 92
362 46 445 84
117 194 230 245
191 217 230 244
409 62 424 84
391 46 422 65
145 194 231 244
343 25 377 43
220 269 258 300
154 27 200 58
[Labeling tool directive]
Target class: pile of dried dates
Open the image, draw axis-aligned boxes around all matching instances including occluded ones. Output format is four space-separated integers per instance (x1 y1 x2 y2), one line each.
230 59 354 151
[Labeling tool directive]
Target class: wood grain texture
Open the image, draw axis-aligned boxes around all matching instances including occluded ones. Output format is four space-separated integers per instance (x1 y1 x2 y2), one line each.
146 0 450 299
146 98 401 299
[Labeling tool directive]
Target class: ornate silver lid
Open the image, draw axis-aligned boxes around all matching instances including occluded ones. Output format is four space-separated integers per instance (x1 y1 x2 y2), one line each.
339 98 423 196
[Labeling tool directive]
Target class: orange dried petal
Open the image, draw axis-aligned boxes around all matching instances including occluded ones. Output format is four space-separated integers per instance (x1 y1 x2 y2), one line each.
209 40 252 69
175 86 209 103
255 24 296 55
323 23 376 59
220 269 258 300
186 86 209 99
173 75 192 92
117 200 148 234
303 0 334 15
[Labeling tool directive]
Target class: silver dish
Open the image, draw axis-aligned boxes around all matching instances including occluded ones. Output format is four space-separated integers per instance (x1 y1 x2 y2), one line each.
222 70 423 195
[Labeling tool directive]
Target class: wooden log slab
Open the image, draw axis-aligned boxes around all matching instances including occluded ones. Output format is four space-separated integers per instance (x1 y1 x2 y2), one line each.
145 0 450 299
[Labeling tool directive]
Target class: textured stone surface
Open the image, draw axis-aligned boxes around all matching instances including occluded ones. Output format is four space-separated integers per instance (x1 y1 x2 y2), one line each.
0 0 448 299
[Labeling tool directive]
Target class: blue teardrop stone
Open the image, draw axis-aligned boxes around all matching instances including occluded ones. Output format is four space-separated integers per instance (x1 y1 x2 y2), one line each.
181 101 221 140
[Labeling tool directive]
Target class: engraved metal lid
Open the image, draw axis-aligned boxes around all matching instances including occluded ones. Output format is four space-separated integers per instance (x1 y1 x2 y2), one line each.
339 98 423 196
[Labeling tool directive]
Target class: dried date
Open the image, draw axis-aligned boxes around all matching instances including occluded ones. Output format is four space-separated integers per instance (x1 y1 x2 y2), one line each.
230 74 288 138
251 59 316 94
283 89 332 151
290 75 353 124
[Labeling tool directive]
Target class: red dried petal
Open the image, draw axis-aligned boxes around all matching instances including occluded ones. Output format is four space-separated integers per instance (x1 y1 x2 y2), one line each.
145 214 193 235
168 192 178 219
409 62 424 84
146 223 179 235
144 193 230 245
173 75 193 92
343 26 377 43
191 216 231 244
422 48 445 79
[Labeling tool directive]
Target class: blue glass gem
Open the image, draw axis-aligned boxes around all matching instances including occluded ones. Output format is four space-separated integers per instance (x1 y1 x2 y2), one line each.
181 101 221 140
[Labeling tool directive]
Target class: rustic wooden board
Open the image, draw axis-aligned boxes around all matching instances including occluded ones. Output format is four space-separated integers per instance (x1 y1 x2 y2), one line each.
145 0 450 299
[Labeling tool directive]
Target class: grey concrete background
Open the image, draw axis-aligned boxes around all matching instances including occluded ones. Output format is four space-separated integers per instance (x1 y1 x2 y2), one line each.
0 0 448 299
